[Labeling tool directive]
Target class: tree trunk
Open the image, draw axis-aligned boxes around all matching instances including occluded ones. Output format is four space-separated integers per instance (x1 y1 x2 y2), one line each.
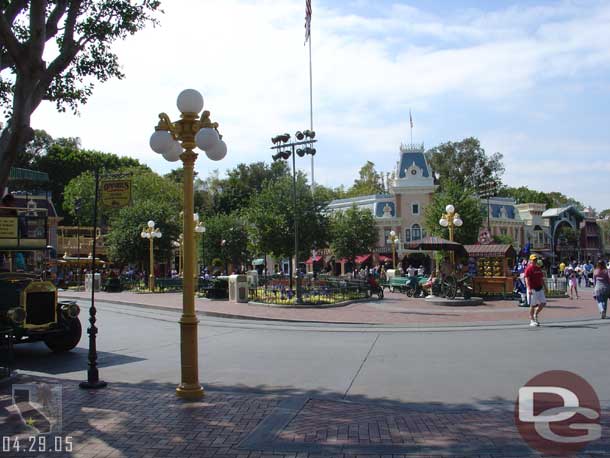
0 76 38 190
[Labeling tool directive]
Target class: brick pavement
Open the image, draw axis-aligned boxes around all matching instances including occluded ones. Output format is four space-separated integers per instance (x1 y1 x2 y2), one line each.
60 290 603 326
1 375 608 457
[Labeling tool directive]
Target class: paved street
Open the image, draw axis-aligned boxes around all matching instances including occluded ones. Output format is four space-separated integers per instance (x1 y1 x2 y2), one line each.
2 297 610 457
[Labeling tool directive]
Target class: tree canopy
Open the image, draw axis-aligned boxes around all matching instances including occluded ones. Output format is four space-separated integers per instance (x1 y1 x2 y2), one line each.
209 161 289 215
345 161 386 197
200 212 249 272
0 0 160 189
425 137 504 192
246 173 328 263
329 205 378 264
38 144 145 222
423 180 483 245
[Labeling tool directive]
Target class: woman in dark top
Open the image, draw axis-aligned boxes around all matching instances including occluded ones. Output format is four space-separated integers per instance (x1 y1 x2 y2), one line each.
593 260 610 319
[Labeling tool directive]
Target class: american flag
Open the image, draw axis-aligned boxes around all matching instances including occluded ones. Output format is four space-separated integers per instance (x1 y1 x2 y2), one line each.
409 109 413 128
305 0 312 44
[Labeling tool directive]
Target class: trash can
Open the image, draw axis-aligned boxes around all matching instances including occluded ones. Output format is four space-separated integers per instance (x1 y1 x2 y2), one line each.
85 273 101 292
228 274 248 303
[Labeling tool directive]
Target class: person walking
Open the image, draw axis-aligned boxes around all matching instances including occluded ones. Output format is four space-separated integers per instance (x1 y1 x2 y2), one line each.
592 260 610 319
524 254 546 327
566 264 579 299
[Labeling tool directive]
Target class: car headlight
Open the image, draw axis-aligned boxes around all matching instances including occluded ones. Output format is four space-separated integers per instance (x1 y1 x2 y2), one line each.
7 307 26 324
60 302 80 319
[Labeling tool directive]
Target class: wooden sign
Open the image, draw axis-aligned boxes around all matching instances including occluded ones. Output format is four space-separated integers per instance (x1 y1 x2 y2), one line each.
100 178 132 209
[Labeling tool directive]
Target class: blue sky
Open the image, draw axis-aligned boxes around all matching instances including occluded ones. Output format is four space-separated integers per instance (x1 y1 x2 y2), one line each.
29 0 610 211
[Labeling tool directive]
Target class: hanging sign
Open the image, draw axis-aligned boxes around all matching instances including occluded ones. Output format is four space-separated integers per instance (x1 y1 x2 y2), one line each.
100 178 132 209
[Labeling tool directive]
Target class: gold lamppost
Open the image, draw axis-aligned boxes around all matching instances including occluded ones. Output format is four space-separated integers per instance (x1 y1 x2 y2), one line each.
149 89 226 400
439 204 463 265
387 230 401 270
141 220 162 291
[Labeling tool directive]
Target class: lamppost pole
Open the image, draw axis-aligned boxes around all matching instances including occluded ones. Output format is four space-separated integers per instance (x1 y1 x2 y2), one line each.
387 230 400 270
439 204 463 266
271 131 317 304
141 221 162 291
149 89 227 400
75 198 81 290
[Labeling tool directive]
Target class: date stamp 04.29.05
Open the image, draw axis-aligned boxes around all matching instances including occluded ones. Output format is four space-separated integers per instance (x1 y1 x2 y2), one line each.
2 383 73 453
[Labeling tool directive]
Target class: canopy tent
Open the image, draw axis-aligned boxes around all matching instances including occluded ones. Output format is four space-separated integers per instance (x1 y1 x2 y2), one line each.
407 236 467 256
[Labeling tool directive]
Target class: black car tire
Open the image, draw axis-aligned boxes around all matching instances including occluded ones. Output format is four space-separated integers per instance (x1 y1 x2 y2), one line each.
44 318 82 353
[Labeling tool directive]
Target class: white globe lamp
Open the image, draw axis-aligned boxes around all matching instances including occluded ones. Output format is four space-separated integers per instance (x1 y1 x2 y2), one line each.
176 89 204 114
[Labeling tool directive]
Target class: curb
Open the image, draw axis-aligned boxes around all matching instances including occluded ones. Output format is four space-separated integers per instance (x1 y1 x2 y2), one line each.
58 293 610 330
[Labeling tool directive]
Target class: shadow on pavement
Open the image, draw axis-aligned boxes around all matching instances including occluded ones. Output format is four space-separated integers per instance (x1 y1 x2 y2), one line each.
10 343 145 375
1 375 608 457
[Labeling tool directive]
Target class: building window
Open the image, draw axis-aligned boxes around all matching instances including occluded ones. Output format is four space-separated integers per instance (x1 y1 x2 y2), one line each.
412 203 419 215
500 227 507 236
412 224 421 241
404 229 411 242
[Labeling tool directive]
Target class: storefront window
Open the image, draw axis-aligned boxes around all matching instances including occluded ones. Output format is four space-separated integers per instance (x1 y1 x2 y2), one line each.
404 228 411 242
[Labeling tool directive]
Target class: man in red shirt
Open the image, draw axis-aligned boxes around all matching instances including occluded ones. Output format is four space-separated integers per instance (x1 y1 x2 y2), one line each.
524 254 546 327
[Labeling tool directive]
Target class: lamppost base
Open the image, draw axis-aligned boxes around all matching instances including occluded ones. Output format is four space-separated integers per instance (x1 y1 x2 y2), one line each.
79 380 107 390
176 383 204 400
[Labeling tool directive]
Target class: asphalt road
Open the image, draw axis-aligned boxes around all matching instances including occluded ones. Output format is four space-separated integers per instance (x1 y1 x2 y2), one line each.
10 300 610 407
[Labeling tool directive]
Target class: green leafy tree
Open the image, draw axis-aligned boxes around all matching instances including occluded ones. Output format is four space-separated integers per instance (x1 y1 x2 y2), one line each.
346 161 385 197
496 186 553 207
0 1 161 189
493 234 514 245
210 161 289 214
104 200 180 269
545 192 584 210
425 137 504 191
329 205 378 265
64 168 181 226
246 174 328 276
34 144 146 219
13 129 53 167
200 212 249 272
423 181 483 245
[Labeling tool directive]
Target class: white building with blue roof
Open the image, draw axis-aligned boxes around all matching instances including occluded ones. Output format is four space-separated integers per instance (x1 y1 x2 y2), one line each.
328 143 437 258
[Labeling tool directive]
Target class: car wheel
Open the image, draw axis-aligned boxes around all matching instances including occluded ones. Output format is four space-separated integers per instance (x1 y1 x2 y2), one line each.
44 318 82 353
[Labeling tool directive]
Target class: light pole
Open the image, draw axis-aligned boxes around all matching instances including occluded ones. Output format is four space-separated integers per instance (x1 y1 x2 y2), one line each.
270 130 317 304
75 198 81 290
149 88 226 400
439 204 463 265
141 220 162 291
193 214 205 284
387 230 401 270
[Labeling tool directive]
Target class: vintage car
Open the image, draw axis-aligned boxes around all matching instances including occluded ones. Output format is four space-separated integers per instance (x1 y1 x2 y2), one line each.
0 272 81 352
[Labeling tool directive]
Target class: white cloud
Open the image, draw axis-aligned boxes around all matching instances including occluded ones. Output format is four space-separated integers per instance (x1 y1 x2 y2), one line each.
23 0 610 210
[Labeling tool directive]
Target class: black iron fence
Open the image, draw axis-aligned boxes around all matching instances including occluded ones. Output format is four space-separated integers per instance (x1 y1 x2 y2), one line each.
250 275 372 305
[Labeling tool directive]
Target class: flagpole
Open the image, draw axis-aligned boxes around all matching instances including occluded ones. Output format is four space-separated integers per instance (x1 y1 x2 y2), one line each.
308 12 314 194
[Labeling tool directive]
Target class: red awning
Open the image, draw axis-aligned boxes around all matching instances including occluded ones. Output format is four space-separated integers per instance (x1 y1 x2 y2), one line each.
355 254 372 264
378 255 391 262
305 255 323 265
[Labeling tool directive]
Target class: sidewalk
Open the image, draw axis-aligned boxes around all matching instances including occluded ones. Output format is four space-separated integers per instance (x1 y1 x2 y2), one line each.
60 289 603 326
2 375 608 457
